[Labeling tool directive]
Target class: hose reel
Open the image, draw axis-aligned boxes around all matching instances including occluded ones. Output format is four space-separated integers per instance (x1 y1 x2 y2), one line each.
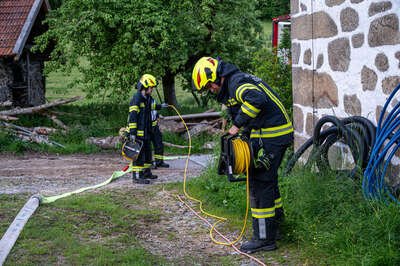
218 134 252 182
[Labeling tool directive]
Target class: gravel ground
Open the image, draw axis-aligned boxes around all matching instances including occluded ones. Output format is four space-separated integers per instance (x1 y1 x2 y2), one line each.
0 152 209 195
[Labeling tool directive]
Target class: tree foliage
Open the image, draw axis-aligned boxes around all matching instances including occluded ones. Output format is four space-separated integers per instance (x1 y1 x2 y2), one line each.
256 0 290 20
251 48 292 116
36 0 262 105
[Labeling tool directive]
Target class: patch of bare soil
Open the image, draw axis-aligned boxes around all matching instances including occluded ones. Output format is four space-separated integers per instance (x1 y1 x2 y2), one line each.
0 152 203 195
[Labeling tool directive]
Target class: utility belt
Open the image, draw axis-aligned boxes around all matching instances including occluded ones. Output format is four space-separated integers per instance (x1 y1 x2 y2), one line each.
250 122 293 139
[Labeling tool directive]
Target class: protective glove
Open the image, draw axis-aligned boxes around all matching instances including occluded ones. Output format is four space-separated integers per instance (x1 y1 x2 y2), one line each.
129 135 136 143
161 103 169 108
121 130 129 140
254 148 273 170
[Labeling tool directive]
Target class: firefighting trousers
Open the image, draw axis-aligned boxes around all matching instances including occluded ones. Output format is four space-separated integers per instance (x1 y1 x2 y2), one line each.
133 138 152 177
150 125 164 161
249 139 289 240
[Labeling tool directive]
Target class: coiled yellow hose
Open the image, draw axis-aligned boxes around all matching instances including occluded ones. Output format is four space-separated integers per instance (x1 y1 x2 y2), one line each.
170 104 251 246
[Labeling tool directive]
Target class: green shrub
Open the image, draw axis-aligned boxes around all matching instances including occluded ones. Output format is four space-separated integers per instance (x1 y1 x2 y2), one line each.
251 48 292 116
281 170 400 265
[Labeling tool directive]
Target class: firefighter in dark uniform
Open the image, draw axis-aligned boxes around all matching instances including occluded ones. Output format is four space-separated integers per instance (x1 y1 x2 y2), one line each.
150 104 169 168
192 57 293 253
129 74 163 184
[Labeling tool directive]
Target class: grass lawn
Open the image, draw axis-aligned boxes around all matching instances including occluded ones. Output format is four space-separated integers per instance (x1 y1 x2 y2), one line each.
0 190 165 265
45 68 86 102
261 20 273 48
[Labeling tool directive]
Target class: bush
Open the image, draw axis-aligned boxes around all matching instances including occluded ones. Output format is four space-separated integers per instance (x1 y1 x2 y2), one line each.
251 48 292 116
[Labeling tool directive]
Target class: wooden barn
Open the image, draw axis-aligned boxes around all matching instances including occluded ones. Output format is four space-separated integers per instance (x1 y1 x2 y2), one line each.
0 0 51 107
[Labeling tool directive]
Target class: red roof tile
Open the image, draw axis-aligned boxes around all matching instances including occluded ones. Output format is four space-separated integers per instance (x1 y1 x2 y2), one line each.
0 0 37 57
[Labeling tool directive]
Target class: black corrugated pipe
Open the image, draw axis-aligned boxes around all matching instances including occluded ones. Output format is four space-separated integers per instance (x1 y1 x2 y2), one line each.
284 115 376 177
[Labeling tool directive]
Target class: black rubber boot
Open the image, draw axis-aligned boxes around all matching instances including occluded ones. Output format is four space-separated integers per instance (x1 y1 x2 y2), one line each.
240 239 277 253
156 160 169 168
132 172 150 184
143 168 158 179
275 207 284 240
240 218 277 254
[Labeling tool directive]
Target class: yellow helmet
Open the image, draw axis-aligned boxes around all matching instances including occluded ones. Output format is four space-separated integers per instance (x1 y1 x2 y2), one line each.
191 57 219 92
137 74 157 90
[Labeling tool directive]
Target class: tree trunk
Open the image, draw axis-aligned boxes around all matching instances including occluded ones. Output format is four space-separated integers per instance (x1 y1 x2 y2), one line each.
162 70 177 106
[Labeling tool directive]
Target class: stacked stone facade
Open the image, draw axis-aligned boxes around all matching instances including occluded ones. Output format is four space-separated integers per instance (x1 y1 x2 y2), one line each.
0 56 45 107
0 59 13 103
291 0 400 173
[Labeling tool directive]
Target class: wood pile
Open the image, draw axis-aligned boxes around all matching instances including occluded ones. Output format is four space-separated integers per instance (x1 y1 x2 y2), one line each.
159 111 225 140
0 121 65 147
0 97 82 147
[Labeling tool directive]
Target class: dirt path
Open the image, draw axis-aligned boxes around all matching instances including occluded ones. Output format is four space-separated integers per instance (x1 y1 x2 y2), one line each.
0 152 281 265
0 152 206 195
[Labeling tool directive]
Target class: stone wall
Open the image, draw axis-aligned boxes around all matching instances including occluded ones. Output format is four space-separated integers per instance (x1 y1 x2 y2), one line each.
291 0 400 167
0 59 13 103
0 56 45 107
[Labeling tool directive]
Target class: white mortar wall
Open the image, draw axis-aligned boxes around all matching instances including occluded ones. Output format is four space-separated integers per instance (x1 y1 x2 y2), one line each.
292 0 400 165
292 2 399 128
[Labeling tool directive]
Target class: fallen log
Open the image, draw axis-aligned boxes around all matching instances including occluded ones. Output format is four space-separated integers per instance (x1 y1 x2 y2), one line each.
0 100 12 108
221 118 227 130
162 141 189 149
163 111 221 121
86 136 122 149
32 127 58 135
0 96 83 116
42 112 69 130
158 119 186 133
184 123 220 140
0 115 18 121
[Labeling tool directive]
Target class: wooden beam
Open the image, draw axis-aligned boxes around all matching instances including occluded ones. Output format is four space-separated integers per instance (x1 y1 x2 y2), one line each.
0 96 82 116
163 111 221 121
0 115 18 121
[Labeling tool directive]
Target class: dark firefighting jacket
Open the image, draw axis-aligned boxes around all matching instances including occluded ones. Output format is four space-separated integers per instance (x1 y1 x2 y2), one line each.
216 61 293 144
128 91 161 140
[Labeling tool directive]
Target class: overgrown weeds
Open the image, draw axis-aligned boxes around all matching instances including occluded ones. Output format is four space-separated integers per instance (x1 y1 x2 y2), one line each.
281 168 400 265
